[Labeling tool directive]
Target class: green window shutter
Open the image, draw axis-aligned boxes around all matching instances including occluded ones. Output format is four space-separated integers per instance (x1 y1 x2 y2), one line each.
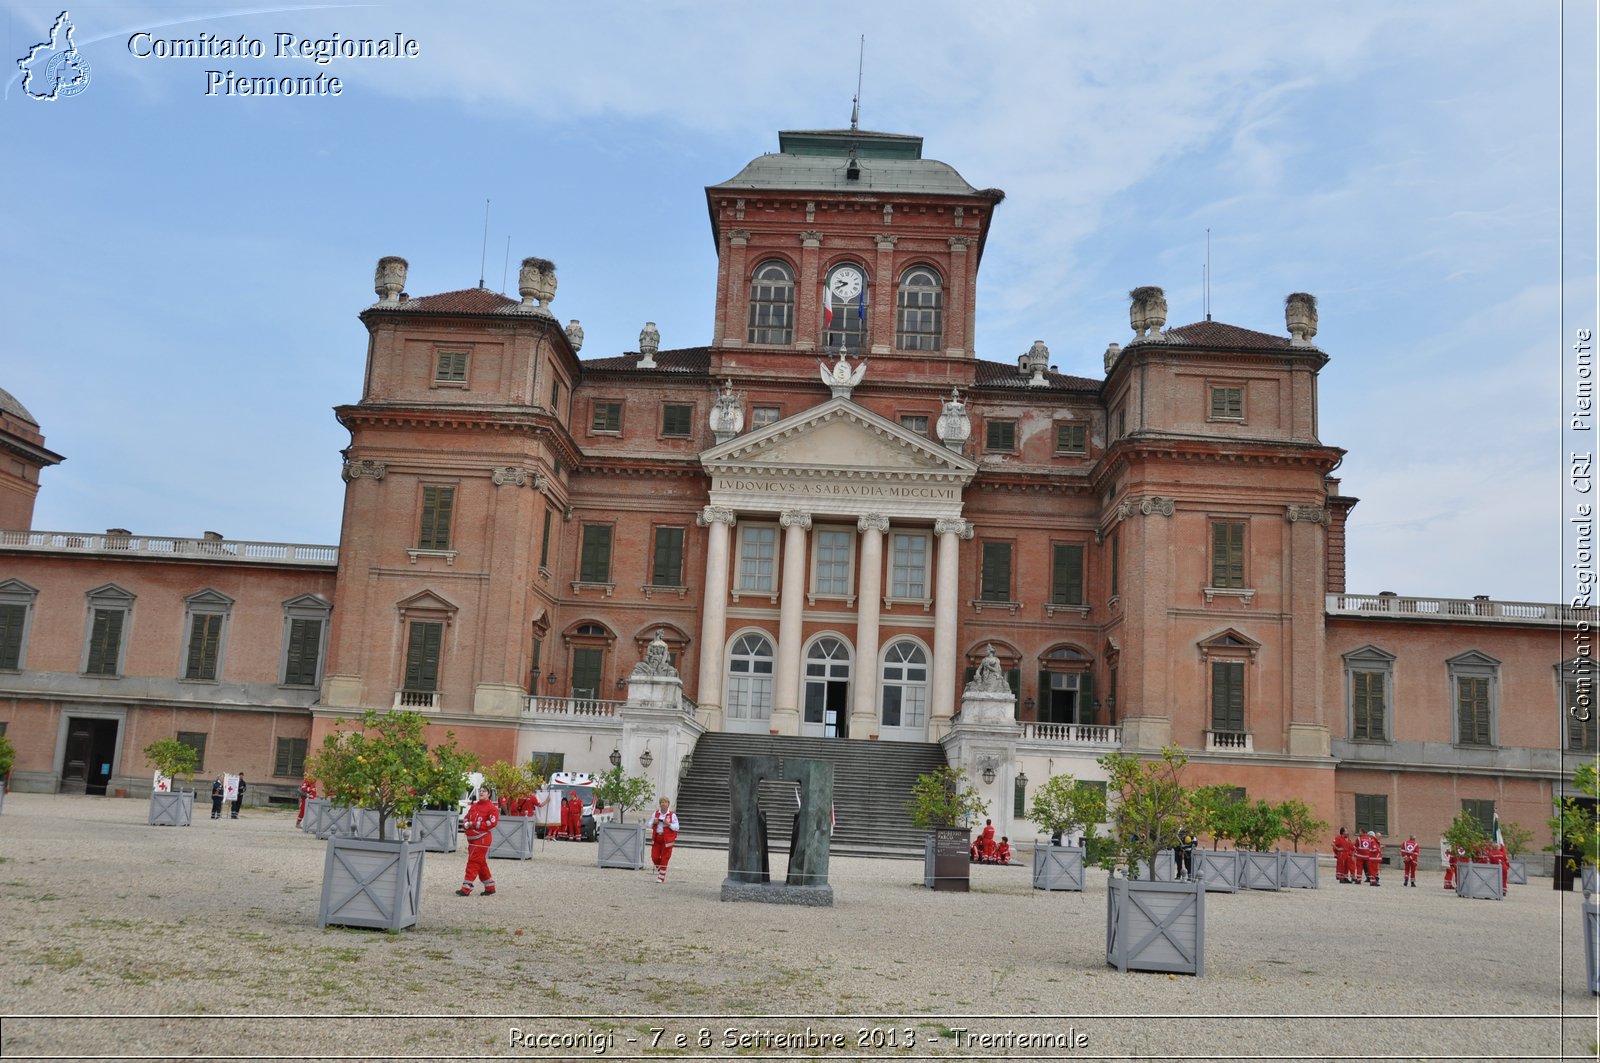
580 525 613 583
1457 677 1490 745
1353 671 1386 740
283 618 322 686
1051 544 1084 605
274 737 308 778
571 647 603 698
1462 799 1495 834
1211 522 1244 588
1355 793 1388 835
1211 661 1244 731
87 608 124 675
420 486 455 550
662 405 692 437
1013 775 1027 818
539 507 553 569
652 527 685 586
185 614 223 680
0 603 25 669
980 542 1011 601
404 622 442 692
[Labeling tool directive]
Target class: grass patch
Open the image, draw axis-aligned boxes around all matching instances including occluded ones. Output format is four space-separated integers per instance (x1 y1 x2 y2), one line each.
41 949 85 970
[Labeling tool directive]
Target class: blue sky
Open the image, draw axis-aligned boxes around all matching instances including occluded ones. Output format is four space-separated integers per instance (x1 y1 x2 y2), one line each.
2 1 1594 602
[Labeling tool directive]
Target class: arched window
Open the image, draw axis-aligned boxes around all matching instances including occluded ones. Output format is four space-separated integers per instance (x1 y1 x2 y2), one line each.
880 640 928 730
747 261 795 344
804 636 853 736
895 267 943 351
824 263 869 352
726 633 774 723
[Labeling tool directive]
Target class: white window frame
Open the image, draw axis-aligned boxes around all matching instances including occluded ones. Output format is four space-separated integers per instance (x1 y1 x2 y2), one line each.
887 531 931 607
734 523 779 599
879 638 930 736
809 526 855 604
725 630 775 729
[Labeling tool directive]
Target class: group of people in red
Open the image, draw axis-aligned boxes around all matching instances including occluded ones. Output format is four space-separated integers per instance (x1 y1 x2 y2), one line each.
1442 838 1513 892
1333 826 1512 891
968 818 1012 865
548 790 586 841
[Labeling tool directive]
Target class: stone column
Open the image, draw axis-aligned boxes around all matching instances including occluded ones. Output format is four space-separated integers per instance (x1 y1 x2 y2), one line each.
851 514 889 737
770 509 811 735
694 506 737 730
930 517 973 738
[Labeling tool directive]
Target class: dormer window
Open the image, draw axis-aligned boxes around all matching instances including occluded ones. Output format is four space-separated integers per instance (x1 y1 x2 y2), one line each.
747 260 795 344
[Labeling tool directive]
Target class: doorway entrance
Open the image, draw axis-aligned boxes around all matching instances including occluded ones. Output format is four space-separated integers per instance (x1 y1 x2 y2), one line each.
802 637 851 738
61 717 120 795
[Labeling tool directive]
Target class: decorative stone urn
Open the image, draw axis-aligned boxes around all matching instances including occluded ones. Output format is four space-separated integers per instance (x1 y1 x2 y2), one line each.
565 319 584 353
638 322 660 367
374 256 407 304
1129 286 1167 339
709 379 744 443
518 257 557 314
1285 292 1318 345
935 387 971 451
1103 341 1122 373
1020 340 1050 386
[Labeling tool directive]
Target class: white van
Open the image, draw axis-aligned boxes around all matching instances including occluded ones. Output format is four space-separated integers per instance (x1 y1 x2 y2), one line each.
532 770 609 840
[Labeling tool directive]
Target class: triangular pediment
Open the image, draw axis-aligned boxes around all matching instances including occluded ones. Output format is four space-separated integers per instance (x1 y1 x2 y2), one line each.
396 589 457 615
702 397 975 477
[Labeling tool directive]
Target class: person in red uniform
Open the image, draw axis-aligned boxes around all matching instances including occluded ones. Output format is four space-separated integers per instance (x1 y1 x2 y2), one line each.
457 787 499 897
1492 840 1510 891
296 777 317 828
994 837 1012 865
565 790 584 841
1332 827 1354 884
1400 834 1420 887
1443 842 1464 889
1353 830 1380 885
977 818 996 862
649 796 679 883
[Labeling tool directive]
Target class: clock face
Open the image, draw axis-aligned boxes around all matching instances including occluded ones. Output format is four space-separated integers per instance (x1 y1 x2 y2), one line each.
829 266 864 301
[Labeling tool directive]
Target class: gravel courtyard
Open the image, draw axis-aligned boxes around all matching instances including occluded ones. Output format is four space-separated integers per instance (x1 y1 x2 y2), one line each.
0 793 1593 1061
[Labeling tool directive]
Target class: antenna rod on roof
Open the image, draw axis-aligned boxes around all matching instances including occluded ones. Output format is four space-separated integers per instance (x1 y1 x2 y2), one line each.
501 235 511 294
851 35 864 131
1205 227 1212 321
478 198 490 288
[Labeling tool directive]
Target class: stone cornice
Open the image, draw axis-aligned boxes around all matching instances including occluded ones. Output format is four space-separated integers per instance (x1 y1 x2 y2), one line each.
1090 437 1343 494
571 457 705 480
336 404 584 470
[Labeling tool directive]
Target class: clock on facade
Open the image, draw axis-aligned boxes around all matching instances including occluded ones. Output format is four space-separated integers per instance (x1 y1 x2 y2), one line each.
829 265 864 300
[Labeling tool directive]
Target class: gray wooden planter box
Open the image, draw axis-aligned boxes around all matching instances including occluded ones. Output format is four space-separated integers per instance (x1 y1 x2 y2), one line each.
597 821 646 870
1278 851 1320 889
1190 848 1239 892
318 835 424 931
1583 864 1597 895
1585 898 1600 995
1105 873 1205 976
413 810 458 853
1130 851 1175 882
301 797 331 834
1506 858 1527 886
1032 845 1086 891
1238 850 1282 891
1455 861 1504 900
148 790 193 827
312 803 355 839
923 827 970 891
489 815 537 860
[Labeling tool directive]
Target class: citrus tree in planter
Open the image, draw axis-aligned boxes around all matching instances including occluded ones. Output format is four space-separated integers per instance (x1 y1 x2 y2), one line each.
409 741 478 853
1443 808 1499 899
1500 820 1534 885
1098 747 1191 881
1552 763 1600 894
1189 784 1245 850
906 766 988 891
1026 773 1107 891
594 765 656 870
143 738 199 826
1232 800 1287 890
0 732 14 813
1275 798 1328 888
482 759 545 860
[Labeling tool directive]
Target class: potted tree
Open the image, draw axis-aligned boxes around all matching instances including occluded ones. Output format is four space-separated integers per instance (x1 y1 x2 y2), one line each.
0 732 14 815
1233 800 1286 891
1026 773 1107 892
306 709 458 930
482 760 544 860
594 765 656 870
1444 809 1499 900
1185 784 1243 891
906 766 988 892
1275 798 1328 888
410 740 477 853
143 738 198 827
1099 747 1204 976
1500 821 1533 886
1552 764 1600 895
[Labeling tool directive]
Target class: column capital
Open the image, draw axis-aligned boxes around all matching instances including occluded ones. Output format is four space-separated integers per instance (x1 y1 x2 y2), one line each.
341 459 386 482
1285 504 1326 524
934 517 974 539
857 513 890 533
697 505 736 527
780 509 812 530
491 465 527 487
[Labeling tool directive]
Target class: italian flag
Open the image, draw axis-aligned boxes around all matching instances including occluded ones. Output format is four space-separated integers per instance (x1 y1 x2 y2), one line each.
823 285 834 331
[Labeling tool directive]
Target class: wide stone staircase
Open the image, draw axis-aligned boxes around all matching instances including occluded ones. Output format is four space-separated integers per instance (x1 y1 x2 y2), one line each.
672 732 948 860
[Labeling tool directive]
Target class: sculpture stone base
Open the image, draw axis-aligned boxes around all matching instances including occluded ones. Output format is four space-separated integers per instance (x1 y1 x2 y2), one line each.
719 879 834 907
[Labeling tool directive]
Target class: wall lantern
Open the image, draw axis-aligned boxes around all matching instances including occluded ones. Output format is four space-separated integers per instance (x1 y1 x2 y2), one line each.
982 765 996 785
639 747 654 769
609 747 622 768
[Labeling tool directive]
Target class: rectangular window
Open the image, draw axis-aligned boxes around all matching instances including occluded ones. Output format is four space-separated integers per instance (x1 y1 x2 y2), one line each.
176 731 207 773
1352 670 1387 740
184 613 224 681
274 737 308 779
662 404 693 437
737 526 777 592
434 350 468 383
591 401 622 433
1457 676 1492 746
985 419 1017 451
979 542 1012 602
403 621 443 693
651 527 685 587
1051 544 1084 606
571 647 603 699
579 525 613 584
1210 661 1245 732
85 608 125 676
900 414 929 435
1354 793 1388 835
813 529 852 596
418 486 455 551
550 379 562 409
0 602 26 669
1211 521 1246 588
1055 423 1087 454
539 507 553 570
1568 681 1598 752
890 533 928 599
1013 775 1028 818
751 406 780 430
282 617 323 687
529 637 543 693
1210 386 1244 420
1461 798 1496 835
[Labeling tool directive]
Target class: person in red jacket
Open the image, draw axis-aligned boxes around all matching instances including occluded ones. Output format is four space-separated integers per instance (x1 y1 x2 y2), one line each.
564 791 584 841
1400 834 1420 887
977 818 996 862
649 796 679 883
1490 840 1510 891
1332 827 1354 884
296 777 317 828
1354 830 1380 885
458 788 499 897
994 837 1012 865
1443 842 1466 889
